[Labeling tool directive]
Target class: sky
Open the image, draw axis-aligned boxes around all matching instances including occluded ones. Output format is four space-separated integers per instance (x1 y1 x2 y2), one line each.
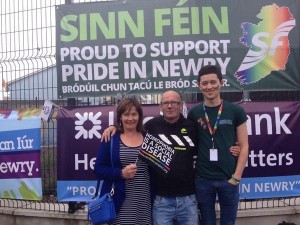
0 0 106 100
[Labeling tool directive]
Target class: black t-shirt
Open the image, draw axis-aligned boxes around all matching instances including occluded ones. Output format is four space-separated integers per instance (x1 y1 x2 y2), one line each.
144 115 197 196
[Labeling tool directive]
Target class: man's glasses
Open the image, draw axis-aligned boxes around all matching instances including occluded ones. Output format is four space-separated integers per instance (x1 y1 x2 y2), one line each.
161 101 181 107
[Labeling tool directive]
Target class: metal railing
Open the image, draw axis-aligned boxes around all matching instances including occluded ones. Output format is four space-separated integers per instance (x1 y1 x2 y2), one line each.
0 0 299 214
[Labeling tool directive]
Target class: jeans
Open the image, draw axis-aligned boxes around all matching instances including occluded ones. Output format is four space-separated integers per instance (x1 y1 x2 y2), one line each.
195 176 239 225
153 195 200 225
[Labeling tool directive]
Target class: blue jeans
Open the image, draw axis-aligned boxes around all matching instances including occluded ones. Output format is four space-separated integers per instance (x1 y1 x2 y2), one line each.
153 195 200 225
195 176 239 225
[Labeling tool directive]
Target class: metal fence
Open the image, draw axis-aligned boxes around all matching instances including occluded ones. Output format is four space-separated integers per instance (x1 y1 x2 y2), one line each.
0 0 300 213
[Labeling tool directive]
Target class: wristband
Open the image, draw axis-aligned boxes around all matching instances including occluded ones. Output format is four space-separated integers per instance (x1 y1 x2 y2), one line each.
231 175 241 184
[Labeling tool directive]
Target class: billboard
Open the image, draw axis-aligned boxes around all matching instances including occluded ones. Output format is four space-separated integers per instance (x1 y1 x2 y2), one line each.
56 0 300 98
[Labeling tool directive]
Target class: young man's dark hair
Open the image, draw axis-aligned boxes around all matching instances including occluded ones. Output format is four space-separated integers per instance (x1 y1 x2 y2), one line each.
197 65 223 83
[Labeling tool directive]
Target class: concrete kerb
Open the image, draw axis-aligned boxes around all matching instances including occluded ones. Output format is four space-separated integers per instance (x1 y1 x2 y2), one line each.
236 205 300 218
1 199 300 225
0 205 87 221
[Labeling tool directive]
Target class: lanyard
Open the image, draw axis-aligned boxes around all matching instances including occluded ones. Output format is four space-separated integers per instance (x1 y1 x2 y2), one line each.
203 100 223 147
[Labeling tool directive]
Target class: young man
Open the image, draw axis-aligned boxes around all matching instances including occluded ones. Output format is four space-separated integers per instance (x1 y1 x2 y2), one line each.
188 65 249 225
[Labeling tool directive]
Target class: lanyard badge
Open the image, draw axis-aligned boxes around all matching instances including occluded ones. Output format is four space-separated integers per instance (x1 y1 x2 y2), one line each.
203 100 223 162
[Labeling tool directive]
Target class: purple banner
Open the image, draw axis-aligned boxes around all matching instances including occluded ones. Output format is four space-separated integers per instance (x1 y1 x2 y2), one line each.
57 105 160 180
0 152 41 179
57 101 300 200
237 101 300 177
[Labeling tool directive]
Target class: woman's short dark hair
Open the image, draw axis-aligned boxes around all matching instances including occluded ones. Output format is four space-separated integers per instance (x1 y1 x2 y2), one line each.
197 65 223 83
116 97 144 133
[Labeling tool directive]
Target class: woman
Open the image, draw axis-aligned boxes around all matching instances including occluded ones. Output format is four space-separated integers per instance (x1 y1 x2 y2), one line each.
94 97 152 225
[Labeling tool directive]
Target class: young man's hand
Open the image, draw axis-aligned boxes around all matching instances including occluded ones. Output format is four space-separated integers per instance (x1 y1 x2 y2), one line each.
230 142 240 156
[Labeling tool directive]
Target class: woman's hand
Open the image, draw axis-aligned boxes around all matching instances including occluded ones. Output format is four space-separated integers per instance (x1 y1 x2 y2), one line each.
121 164 137 180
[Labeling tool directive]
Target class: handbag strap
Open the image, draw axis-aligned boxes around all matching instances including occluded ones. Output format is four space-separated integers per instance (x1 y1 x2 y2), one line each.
109 137 115 195
94 138 114 198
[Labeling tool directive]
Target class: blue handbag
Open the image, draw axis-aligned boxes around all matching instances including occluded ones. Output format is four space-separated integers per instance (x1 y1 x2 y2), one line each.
88 139 116 225
88 191 116 225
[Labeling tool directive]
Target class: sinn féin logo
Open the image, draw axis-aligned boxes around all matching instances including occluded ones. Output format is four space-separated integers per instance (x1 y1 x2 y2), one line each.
235 4 295 84
74 112 102 139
